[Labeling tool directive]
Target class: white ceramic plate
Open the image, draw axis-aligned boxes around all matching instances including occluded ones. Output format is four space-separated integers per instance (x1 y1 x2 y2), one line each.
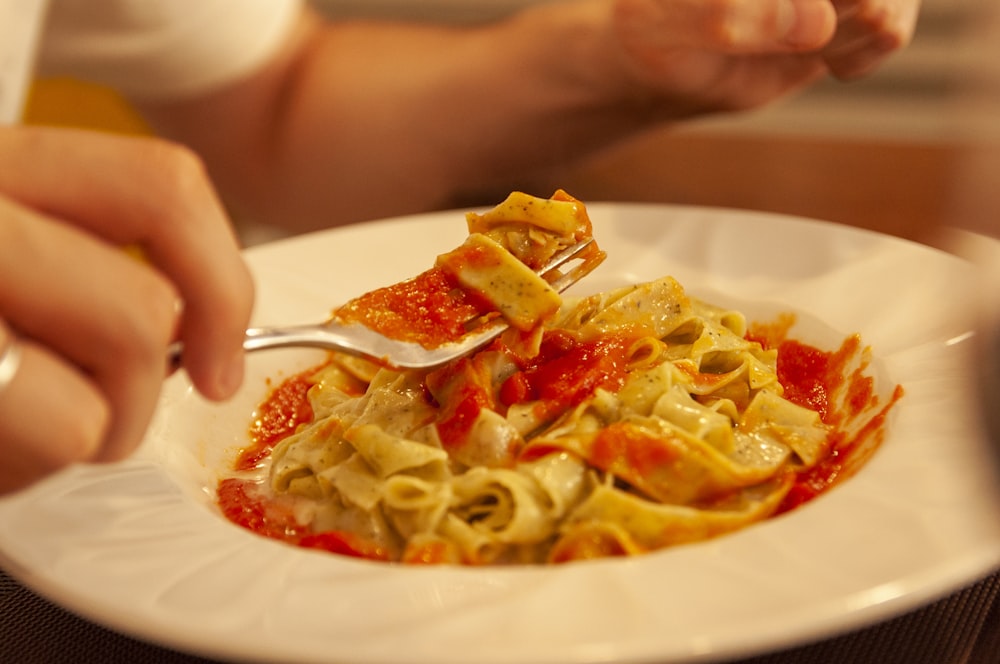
2 204 1000 664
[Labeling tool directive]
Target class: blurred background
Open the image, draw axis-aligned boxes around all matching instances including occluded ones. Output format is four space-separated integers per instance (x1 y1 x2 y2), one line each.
24 0 1000 245
317 0 998 140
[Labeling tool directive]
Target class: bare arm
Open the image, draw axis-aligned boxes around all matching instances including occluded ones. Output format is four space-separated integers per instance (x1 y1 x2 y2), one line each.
137 0 917 231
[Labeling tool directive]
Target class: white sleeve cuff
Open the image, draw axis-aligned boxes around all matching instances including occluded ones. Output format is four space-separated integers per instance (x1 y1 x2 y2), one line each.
37 0 304 100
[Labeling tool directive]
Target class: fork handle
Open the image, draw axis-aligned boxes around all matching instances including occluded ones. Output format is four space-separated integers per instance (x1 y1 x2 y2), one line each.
167 325 346 371
242 325 346 352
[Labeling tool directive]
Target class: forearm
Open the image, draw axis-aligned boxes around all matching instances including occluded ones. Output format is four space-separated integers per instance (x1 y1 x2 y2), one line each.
138 3 661 232
279 4 652 214
138 0 910 233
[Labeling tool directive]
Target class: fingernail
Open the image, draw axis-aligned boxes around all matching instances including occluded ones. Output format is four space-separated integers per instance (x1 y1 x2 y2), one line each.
781 0 834 48
216 352 245 399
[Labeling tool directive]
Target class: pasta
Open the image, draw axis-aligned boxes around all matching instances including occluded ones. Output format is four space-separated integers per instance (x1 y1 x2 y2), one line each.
217 192 903 565
332 189 604 350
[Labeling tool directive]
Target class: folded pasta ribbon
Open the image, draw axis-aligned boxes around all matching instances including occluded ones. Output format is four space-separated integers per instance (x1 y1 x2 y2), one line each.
332 190 598 348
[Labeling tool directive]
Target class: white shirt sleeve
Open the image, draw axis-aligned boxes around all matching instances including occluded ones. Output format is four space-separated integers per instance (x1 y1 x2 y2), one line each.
36 0 303 100
0 0 49 123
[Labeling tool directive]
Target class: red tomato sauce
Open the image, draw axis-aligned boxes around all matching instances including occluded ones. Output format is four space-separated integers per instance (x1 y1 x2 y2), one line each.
773 339 834 420
777 383 904 513
549 530 631 563
217 477 306 541
432 331 637 454
434 377 495 452
333 267 493 348
500 331 636 418
215 366 392 561
216 477 390 560
591 422 681 479
402 538 463 565
748 322 904 514
235 370 316 472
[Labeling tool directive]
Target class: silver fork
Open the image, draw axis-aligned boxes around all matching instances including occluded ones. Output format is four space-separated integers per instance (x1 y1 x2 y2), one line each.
169 239 603 370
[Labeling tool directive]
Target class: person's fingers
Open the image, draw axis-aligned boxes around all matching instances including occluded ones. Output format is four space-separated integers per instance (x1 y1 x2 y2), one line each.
0 126 253 402
607 0 830 115
823 0 919 79
608 0 834 114
0 197 180 462
0 326 110 494
614 0 837 54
